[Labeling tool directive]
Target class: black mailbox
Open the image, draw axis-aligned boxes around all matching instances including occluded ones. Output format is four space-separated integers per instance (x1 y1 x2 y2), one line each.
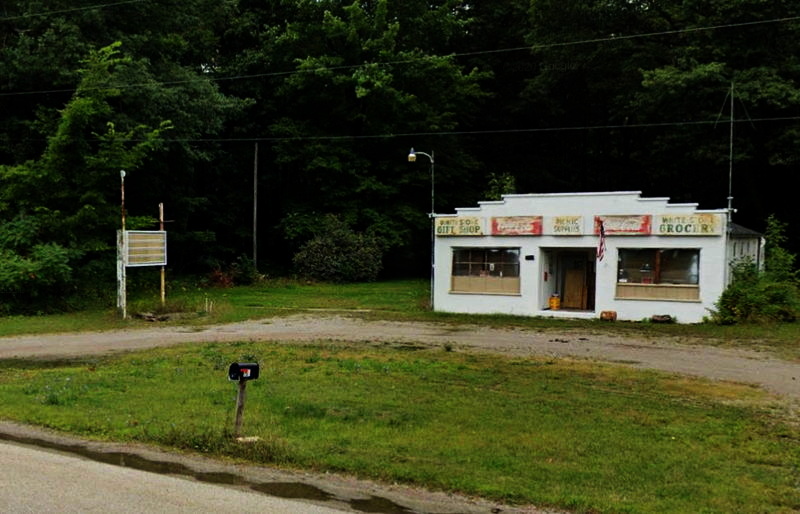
228 362 260 381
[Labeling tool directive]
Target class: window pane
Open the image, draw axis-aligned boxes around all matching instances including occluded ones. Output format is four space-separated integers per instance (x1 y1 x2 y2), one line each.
660 249 699 284
453 262 470 276
617 249 656 283
450 247 521 294
617 248 700 285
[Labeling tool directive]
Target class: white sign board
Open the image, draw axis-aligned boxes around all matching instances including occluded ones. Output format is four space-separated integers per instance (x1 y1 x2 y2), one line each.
125 231 167 267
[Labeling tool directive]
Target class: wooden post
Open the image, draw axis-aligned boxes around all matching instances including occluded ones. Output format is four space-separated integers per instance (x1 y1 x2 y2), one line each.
234 380 247 438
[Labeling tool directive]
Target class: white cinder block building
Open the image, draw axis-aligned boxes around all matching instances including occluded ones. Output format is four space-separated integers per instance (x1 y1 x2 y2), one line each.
432 191 762 323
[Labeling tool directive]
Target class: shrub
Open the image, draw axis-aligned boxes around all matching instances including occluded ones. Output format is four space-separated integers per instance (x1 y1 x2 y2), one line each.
712 216 800 324
204 255 264 288
292 215 382 283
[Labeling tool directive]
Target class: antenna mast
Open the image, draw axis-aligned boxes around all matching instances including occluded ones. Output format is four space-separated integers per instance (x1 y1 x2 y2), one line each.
727 82 734 223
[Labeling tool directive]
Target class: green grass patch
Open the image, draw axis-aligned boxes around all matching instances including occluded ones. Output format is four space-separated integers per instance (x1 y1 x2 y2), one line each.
0 342 797 512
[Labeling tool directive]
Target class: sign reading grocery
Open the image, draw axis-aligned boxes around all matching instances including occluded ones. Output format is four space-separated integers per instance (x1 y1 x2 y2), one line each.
491 216 543 236
655 214 723 236
548 216 583 235
435 217 484 236
595 215 651 235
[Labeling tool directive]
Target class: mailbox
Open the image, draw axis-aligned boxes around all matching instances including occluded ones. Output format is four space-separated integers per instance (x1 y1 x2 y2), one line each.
228 362 260 381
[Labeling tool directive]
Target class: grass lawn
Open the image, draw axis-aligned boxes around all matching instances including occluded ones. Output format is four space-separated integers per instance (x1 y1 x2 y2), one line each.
0 341 797 513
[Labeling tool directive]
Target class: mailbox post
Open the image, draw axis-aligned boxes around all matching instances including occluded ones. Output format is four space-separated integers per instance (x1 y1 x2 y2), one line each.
228 362 260 438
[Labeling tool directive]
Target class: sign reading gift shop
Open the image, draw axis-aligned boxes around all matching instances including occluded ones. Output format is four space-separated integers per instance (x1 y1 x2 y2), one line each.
491 216 543 236
435 216 484 236
655 214 723 235
595 215 652 235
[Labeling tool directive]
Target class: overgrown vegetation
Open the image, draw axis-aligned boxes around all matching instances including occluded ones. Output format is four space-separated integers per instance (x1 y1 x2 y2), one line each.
292 215 383 283
3 1 800 313
0 342 796 512
0 43 172 314
713 215 800 324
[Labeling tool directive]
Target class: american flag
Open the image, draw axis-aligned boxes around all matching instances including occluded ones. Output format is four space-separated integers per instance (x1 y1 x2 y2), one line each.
597 220 606 261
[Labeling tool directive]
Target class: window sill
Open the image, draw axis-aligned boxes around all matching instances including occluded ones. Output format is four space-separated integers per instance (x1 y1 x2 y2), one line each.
615 283 700 302
449 291 522 297
614 296 702 303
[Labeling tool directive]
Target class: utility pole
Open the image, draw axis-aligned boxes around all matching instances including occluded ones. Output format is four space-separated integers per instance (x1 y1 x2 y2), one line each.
253 142 258 271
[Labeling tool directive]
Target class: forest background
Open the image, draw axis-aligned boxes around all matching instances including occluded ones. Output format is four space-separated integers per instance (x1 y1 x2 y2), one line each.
1 0 799 312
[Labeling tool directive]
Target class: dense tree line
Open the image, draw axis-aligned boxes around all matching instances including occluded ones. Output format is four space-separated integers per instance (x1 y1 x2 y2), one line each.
1 0 799 311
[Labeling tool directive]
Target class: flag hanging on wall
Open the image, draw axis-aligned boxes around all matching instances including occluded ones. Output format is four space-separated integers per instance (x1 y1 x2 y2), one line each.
597 220 606 261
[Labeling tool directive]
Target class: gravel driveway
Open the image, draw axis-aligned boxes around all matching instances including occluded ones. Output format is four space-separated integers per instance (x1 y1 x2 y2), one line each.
1 314 798 398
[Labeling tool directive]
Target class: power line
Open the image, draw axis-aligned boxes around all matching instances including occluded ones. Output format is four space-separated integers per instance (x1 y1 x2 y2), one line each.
1 14 799 98
459 15 800 56
166 116 800 142
0 0 150 21
8 116 798 144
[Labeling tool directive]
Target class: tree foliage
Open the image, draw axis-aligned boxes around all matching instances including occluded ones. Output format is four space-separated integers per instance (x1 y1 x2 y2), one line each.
0 43 172 311
713 216 800 324
1 0 799 311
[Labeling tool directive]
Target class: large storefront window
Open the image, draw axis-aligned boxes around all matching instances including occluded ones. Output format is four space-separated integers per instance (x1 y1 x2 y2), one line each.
451 248 520 294
616 249 700 301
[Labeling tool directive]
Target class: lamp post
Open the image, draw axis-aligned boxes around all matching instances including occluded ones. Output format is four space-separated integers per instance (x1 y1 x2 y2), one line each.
408 148 435 310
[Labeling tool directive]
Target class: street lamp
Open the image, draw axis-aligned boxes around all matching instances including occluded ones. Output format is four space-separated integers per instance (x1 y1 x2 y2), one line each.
408 148 435 310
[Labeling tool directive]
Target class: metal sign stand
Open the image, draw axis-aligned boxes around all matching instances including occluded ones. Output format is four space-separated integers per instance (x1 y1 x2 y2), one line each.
116 168 167 319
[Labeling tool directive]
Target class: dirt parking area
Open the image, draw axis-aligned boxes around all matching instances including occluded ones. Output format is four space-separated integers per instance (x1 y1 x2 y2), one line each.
1 314 798 398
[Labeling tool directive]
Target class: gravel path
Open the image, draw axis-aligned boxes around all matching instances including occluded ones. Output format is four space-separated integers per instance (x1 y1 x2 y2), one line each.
1 314 798 398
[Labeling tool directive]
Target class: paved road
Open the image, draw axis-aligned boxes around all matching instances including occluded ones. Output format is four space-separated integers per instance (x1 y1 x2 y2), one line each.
0 421 533 514
0 440 344 513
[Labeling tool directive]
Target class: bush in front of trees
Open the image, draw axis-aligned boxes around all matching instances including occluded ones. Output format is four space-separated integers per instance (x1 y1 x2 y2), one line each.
292 215 382 283
713 215 800 324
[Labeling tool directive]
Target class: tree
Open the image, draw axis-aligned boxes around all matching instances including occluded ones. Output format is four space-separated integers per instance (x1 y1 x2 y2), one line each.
0 43 170 312
215 0 489 275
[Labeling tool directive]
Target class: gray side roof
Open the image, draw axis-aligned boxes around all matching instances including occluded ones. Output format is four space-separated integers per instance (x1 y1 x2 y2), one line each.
729 222 763 237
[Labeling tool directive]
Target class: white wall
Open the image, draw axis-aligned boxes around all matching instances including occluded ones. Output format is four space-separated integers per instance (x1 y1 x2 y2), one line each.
433 192 729 323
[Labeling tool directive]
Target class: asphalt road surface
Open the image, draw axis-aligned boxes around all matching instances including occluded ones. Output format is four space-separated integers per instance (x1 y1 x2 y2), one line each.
0 440 344 513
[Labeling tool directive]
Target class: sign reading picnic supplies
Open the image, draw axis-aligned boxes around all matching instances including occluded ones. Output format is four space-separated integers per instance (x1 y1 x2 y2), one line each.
124 230 167 266
547 215 583 235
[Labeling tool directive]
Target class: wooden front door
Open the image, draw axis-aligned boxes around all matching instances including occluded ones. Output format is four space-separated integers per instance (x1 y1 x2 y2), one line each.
562 259 587 309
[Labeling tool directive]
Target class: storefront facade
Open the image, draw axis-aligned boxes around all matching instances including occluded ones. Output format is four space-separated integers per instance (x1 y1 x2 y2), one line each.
433 191 751 323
